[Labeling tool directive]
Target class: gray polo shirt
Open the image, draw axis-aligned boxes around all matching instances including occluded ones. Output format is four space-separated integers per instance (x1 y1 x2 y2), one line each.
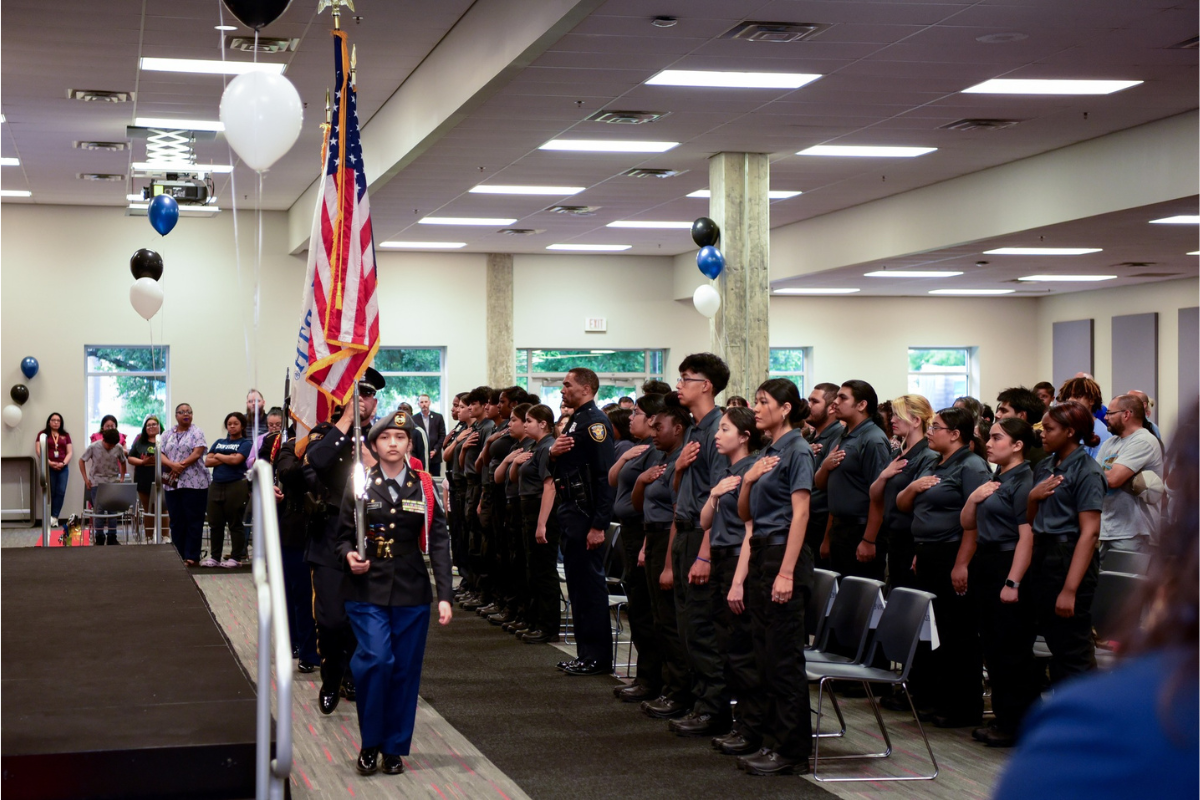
506 439 533 499
446 422 465 478
643 445 681 525
911 446 993 544
675 406 728 524
748 428 814 538
462 418 494 477
807 420 844 517
883 439 938 533
710 454 755 548
1032 445 1106 539
1097 427 1163 541
613 438 661 521
827 419 893 519
518 435 555 497
975 462 1034 547
487 421 515 485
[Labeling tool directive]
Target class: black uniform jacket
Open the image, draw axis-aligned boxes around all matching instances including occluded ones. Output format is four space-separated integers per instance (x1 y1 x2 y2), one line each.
552 399 617 530
333 465 453 607
267 434 308 549
303 421 363 568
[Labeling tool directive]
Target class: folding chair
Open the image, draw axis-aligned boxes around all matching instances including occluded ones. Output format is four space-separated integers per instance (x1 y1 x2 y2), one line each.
805 576 884 738
808 587 940 783
83 482 139 543
805 569 841 645
1092 570 1146 668
1100 549 1150 575
603 525 635 677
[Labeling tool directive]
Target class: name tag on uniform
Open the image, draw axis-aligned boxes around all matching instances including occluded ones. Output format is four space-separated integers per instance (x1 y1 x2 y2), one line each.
401 499 426 514
366 501 383 510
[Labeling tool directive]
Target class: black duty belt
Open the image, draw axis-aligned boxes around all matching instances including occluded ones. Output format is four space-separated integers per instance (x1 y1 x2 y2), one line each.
465 475 482 485
674 518 697 532
751 534 788 548
976 540 1018 554
618 516 644 529
710 544 742 559
1034 533 1073 544
832 515 869 526
644 521 671 533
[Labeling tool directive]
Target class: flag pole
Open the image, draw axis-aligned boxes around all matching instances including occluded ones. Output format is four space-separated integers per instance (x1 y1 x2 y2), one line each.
352 380 367 559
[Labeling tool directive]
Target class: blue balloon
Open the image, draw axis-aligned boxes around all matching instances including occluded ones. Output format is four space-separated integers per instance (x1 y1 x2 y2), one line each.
20 356 38 379
697 245 725 280
148 194 179 236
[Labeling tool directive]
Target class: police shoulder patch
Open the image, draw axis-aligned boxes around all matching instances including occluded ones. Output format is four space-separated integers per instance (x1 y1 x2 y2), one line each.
589 423 607 442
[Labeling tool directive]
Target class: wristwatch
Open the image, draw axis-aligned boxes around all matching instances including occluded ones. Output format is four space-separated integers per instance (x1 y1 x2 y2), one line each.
1004 579 1020 589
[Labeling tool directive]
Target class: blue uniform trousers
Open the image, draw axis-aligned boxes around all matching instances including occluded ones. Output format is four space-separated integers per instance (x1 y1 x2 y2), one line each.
558 506 612 667
345 601 430 755
281 545 319 663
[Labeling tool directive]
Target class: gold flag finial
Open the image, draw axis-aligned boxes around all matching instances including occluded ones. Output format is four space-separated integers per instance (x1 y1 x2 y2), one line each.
350 44 357 86
324 88 332 124
317 0 355 29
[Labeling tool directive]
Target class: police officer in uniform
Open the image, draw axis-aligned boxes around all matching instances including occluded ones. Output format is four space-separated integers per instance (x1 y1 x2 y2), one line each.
336 410 453 776
303 367 384 713
549 367 616 676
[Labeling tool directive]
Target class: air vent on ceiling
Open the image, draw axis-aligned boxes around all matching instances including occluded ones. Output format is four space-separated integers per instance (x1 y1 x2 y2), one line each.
940 118 1023 132
78 173 125 181
499 228 542 236
75 141 128 151
622 168 687 179
546 205 601 216
1169 35 1198 50
67 89 133 103
720 21 830 43
587 110 669 125
1127 272 1182 278
226 36 299 53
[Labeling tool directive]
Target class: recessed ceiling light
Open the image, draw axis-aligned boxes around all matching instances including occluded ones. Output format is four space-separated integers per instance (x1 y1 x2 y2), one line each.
134 117 225 132
539 139 679 153
547 244 632 251
1018 275 1117 282
139 57 285 76
0 189 32 198
1189 251 1200 256
864 270 964 278
379 241 467 249
797 145 936 157
215 24 238 31
606 221 693 229
984 247 1102 255
132 162 232 173
1150 215 1200 224
126 193 145 202
0 114 6 123
470 184 584 196
419 216 517 226
0 157 19 166
928 289 1015 295
962 79 1141 95
687 189 801 199
645 69 821 89
774 288 861 295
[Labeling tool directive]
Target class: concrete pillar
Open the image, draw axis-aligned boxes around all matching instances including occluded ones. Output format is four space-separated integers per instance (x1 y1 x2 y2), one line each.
709 153 770 402
486 253 515 388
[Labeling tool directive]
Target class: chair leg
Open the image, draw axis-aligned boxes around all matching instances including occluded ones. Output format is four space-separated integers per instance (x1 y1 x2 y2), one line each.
813 679 938 783
812 680 847 738
863 682 893 757
901 681 939 780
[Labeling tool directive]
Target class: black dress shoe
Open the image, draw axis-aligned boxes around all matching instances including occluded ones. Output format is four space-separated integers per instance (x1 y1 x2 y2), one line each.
356 747 380 775
563 659 610 676
933 713 982 729
319 687 339 715
667 711 697 731
476 603 501 616
340 682 357 702
503 620 529 633
556 658 582 671
521 630 560 644
720 733 763 756
736 747 771 770
292 646 301 658
461 597 485 610
983 728 1017 748
616 683 657 703
381 753 405 774
880 693 916 713
487 611 516 625
673 712 731 736
641 696 688 719
711 729 740 750
297 661 317 674
743 750 809 777
972 722 998 742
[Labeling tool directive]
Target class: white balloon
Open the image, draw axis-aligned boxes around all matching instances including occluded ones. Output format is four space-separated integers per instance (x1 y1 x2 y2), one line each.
219 71 304 172
693 284 721 318
2 404 22 428
130 277 164 320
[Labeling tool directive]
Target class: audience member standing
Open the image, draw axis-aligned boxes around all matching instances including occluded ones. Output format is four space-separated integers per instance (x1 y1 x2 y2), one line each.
90 414 127 447
1056 377 1111 458
414 393 446 477
79 428 127 545
35 412 72 526
160 403 209 565
803 383 843 571
127 416 162 541
203 412 253 567
1096 395 1163 566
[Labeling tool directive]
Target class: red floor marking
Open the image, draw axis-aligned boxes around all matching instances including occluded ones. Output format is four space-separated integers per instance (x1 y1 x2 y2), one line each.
346 784 355 796
489 779 511 799
308 724 318 736
324 746 334 763
431 784 448 799
301 770 313 790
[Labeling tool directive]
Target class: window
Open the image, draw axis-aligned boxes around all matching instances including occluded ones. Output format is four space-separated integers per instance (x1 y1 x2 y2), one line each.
85 346 169 436
374 347 446 416
515 349 666 411
768 348 810 395
908 348 973 411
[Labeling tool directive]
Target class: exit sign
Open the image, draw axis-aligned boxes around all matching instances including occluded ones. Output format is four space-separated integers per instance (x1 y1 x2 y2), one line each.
585 317 607 333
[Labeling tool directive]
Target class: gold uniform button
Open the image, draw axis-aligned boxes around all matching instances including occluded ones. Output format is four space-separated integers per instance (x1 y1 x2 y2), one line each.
375 478 382 485
389 523 395 529
390 508 396 514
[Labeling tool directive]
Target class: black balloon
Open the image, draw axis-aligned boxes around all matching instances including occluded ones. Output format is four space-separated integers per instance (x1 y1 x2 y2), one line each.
221 0 293 30
10 385 28 405
130 249 164 281
691 217 720 248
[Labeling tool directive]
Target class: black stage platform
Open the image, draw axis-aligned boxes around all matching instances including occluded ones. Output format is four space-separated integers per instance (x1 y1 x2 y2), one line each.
2 546 259 799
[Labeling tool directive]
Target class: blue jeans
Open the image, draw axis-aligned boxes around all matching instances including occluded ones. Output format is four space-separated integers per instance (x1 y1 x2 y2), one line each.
89 486 117 534
48 467 68 519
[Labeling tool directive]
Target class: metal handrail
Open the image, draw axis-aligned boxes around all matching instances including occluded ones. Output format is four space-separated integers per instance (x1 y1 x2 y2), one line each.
38 434 50 546
153 437 163 544
250 460 292 800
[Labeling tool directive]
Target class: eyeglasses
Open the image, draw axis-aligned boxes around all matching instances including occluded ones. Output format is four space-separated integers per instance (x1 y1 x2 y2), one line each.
677 377 708 385
927 424 949 432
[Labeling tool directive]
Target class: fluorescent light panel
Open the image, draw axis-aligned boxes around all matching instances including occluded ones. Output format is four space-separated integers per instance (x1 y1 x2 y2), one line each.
546 244 631 251
134 117 225 132
774 288 860 295
687 189 801 199
646 69 821 90
1189 251 1200 256
963 79 1142 95
0 189 31 197
0 157 19 166
1018 274 1116 282
470 184 584 196
126 193 144 202
133 162 232 173
1149 215 1200 224
539 140 679 153
864 270 963 278
798 145 936 158
929 289 1014 295
379 241 467 249
984 247 1102 255
139 57 285 76
606 221 692 229
419 216 517 226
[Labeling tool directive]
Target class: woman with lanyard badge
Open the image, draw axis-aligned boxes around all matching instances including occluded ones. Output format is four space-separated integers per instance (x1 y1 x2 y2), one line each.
897 406 991 728
1025 400 1105 682
337 410 452 777
701 405 765 759
735 378 815 777
959 418 1038 748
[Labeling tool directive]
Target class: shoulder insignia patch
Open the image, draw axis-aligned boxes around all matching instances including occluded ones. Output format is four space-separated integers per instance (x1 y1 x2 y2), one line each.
589 423 607 442
309 432 324 442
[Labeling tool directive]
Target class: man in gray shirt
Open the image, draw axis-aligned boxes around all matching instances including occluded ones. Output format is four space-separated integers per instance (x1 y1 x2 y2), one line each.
1096 394 1163 566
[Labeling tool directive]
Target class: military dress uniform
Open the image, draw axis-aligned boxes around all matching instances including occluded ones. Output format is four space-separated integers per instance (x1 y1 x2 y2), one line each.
334 411 453 775
552 399 617 674
269 432 320 667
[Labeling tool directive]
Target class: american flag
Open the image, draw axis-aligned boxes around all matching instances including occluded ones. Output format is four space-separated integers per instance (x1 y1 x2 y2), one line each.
290 30 379 433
